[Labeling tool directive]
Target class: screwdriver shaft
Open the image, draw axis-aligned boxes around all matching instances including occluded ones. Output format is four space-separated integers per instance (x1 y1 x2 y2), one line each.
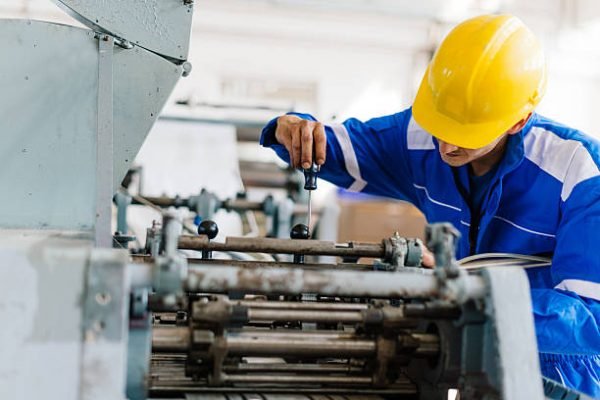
307 190 312 237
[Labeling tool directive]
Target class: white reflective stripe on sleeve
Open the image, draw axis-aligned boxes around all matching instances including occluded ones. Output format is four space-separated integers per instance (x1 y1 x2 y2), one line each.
330 123 367 192
562 145 600 200
407 117 435 150
555 279 600 301
412 184 462 212
524 127 600 201
492 216 556 238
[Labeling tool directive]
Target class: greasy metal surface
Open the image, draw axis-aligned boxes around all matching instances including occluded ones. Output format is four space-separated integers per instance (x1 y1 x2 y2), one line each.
149 353 417 396
152 326 440 357
133 195 266 212
247 308 365 323
225 374 372 385
235 300 368 310
131 254 373 271
0 20 182 230
54 0 194 62
178 235 385 257
185 264 487 300
95 35 114 247
225 336 376 357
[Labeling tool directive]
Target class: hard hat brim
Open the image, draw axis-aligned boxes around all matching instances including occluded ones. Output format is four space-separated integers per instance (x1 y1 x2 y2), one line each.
413 70 529 150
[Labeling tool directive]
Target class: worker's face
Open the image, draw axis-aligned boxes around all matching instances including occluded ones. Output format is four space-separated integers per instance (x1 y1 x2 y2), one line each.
437 135 506 167
436 113 533 167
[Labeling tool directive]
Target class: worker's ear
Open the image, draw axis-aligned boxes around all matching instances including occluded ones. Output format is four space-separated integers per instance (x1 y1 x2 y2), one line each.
506 113 533 135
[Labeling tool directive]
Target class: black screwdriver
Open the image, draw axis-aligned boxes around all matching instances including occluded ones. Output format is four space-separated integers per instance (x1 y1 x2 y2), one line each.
303 157 319 237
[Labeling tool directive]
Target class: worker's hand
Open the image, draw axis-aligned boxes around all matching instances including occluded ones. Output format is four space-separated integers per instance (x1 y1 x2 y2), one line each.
275 115 327 169
421 246 435 268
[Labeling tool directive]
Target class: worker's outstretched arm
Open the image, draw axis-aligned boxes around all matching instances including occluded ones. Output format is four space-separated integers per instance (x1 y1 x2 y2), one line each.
531 168 600 396
260 110 419 203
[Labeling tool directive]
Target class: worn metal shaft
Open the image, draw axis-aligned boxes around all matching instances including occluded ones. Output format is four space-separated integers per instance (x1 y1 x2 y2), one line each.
247 308 364 323
185 264 486 300
224 374 372 385
131 255 373 271
236 300 368 311
152 327 439 357
223 363 363 373
133 195 266 212
226 336 376 357
178 235 385 258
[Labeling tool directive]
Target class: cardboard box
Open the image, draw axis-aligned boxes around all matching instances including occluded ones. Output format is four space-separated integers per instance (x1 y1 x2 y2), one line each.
337 199 426 242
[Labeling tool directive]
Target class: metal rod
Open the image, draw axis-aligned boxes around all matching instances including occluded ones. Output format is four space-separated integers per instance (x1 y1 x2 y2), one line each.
223 363 364 374
247 308 364 323
231 330 360 340
153 326 190 352
149 385 417 395
152 328 439 357
236 300 368 311
133 196 265 212
226 336 376 357
178 235 385 258
185 264 487 300
131 255 373 271
224 373 373 385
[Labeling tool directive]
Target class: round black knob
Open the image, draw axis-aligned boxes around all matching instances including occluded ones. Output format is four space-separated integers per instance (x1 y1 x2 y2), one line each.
197 220 219 240
290 223 310 240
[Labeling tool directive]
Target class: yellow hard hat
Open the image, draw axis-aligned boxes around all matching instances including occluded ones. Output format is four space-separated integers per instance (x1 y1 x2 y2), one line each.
413 14 546 149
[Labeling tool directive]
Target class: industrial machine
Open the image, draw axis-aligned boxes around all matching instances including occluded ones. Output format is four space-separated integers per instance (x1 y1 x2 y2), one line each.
130 217 545 399
0 1 583 400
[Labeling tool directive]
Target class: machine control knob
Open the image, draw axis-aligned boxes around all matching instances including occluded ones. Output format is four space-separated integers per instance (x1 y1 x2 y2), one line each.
198 220 219 240
290 223 310 240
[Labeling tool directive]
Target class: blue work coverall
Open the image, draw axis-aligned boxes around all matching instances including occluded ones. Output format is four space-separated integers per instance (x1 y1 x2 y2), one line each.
261 108 600 396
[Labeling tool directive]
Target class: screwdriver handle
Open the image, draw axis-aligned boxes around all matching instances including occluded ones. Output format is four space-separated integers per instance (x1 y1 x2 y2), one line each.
303 162 319 191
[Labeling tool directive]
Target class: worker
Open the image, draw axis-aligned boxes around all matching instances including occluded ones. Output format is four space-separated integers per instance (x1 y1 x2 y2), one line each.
260 14 600 396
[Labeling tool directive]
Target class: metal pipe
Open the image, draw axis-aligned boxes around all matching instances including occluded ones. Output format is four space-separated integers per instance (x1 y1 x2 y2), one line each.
409 333 440 356
178 235 385 258
224 373 373 385
185 264 487 301
232 330 360 340
223 363 363 374
149 385 417 395
152 328 439 357
236 300 368 311
226 336 376 357
131 255 373 271
132 196 188 208
133 196 266 213
247 308 364 323
153 326 190 352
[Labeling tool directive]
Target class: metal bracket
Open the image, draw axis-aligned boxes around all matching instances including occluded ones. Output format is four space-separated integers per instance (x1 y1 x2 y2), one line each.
82 250 128 340
94 34 114 248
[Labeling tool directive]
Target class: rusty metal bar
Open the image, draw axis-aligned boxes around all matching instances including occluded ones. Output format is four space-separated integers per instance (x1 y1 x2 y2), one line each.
247 308 364 323
224 373 373 385
185 264 487 300
226 336 376 357
132 196 265 212
223 363 364 374
178 235 385 258
149 385 417 395
130 255 373 271
152 327 439 357
236 300 368 311
153 326 190 352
